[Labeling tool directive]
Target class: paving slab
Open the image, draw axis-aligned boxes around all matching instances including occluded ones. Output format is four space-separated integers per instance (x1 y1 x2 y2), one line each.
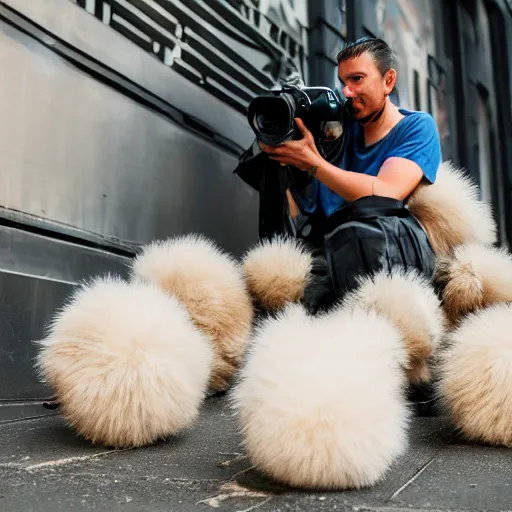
0 396 510 512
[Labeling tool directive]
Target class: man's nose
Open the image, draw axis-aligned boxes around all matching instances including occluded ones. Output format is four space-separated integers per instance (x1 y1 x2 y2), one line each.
343 85 356 98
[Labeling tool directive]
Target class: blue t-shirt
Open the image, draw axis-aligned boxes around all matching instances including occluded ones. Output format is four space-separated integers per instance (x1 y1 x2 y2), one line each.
298 109 442 217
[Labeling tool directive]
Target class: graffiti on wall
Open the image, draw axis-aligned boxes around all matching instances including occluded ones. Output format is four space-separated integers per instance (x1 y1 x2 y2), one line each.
238 0 309 82
374 0 451 158
72 0 309 112
256 0 308 39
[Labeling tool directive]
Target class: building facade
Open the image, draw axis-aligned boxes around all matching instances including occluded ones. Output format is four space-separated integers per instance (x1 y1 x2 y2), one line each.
0 0 511 417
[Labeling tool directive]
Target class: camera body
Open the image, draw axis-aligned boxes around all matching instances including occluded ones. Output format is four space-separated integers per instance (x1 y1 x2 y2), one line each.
247 84 344 147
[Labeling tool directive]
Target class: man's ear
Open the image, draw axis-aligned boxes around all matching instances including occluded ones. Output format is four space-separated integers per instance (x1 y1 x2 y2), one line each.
384 68 397 94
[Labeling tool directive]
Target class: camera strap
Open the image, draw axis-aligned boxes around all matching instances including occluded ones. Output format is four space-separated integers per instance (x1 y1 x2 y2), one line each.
357 102 387 125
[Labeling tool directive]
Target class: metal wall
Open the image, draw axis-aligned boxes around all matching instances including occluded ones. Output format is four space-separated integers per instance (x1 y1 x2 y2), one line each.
0 226 132 422
0 0 311 418
0 0 311 419
0 7 259 256
0 6 259 416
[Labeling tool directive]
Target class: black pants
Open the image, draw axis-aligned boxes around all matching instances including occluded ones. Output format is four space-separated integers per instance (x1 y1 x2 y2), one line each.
302 196 436 314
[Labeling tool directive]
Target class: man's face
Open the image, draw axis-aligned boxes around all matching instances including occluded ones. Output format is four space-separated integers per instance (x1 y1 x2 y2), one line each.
338 52 395 121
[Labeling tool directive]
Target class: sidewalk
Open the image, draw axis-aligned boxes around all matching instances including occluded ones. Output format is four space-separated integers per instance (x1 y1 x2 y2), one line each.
1 396 510 511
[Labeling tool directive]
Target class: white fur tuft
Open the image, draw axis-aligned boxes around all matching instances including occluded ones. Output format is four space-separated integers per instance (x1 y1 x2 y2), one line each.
438 303 512 446
436 244 512 325
131 234 253 391
242 236 313 310
36 276 213 448
341 269 445 384
407 161 497 257
232 304 410 490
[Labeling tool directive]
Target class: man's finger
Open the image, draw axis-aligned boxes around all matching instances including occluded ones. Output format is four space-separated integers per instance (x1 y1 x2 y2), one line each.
259 141 280 152
269 156 291 165
282 139 302 150
260 142 287 155
294 118 309 136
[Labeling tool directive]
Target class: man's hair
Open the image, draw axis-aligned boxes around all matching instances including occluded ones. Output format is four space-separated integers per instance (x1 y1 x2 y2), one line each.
336 37 395 76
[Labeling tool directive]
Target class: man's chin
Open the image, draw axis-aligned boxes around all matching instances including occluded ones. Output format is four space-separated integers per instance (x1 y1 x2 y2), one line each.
352 109 365 120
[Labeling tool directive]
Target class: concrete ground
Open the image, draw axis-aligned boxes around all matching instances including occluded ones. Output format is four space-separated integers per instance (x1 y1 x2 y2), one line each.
1 396 511 512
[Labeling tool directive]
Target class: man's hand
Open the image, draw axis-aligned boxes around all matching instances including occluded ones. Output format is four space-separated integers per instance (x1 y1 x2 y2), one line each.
259 118 325 171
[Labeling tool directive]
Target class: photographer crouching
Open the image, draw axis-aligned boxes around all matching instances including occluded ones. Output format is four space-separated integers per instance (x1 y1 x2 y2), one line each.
235 37 441 314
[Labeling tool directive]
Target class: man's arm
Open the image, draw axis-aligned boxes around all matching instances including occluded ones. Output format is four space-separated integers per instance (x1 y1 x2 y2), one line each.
309 155 424 202
260 118 427 203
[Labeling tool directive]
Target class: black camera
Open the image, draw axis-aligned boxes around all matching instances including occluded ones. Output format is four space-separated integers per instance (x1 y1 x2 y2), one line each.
247 84 344 147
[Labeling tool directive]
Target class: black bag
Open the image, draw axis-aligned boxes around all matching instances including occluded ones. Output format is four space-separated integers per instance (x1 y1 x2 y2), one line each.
302 195 437 314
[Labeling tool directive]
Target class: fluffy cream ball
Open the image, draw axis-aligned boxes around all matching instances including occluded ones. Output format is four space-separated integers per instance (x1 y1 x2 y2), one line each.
341 269 445 385
37 276 213 448
242 236 313 310
131 234 253 392
438 303 512 446
407 161 496 257
436 244 512 326
232 304 410 490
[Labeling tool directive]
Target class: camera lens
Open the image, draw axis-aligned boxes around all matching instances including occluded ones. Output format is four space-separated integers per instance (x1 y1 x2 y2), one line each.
248 95 295 146
255 114 278 134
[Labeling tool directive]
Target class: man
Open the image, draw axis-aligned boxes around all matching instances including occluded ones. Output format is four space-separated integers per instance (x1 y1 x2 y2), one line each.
235 37 444 415
259 37 442 215
236 37 441 309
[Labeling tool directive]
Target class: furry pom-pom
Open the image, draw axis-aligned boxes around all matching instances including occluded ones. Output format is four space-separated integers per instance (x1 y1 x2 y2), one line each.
242 236 313 311
438 303 512 446
36 276 213 448
407 161 496 257
341 269 445 385
131 234 253 392
232 304 410 490
435 244 512 326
